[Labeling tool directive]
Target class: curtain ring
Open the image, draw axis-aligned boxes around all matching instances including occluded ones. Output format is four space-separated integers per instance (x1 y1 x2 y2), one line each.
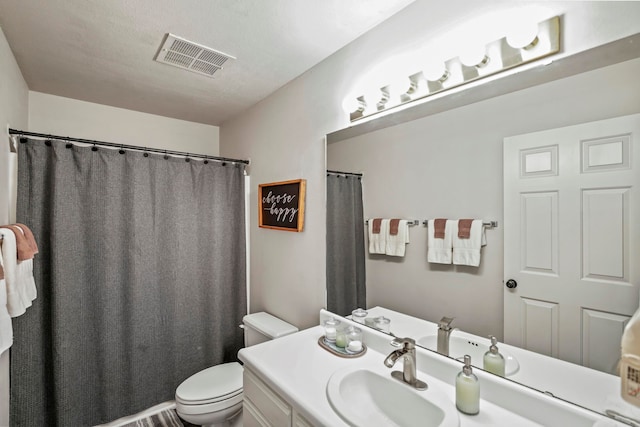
91 143 98 152
204 156 209 165
143 148 149 157
119 144 125 155
185 157 190 162
164 150 169 160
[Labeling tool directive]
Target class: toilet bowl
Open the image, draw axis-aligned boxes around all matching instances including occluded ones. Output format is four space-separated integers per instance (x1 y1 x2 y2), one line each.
175 362 243 427
175 312 298 426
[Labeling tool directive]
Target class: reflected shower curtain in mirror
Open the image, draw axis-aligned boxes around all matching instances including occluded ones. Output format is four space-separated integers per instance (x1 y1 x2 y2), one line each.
326 173 365 316
11 139 247 426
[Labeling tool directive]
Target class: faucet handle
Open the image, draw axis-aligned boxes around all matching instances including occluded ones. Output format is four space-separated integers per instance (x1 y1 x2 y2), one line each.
438 316 454 329
390 337 415 349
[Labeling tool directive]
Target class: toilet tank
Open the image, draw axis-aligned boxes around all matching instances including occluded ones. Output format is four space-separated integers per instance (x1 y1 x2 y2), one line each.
243 312 298 347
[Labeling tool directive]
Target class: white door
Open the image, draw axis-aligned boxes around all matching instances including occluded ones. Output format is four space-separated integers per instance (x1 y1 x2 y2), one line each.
504 113 640 374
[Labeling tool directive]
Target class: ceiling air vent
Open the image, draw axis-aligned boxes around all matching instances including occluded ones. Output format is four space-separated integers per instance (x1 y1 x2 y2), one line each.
155 33 235 78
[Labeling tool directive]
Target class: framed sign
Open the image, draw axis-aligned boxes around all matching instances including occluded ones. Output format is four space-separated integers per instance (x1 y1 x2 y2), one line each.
258 179 306 232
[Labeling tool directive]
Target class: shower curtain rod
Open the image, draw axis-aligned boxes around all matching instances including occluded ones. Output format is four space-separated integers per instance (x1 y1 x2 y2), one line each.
327 169 363 177
9 128 250 165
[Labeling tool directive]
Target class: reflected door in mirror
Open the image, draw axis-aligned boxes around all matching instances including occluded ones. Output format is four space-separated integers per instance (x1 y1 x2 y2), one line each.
503 113 640 374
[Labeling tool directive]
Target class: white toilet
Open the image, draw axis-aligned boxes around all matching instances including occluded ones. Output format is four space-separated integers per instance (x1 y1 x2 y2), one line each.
175 312 298 427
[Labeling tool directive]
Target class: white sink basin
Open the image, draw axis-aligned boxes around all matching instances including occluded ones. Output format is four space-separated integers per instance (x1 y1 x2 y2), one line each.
417 335 520 376
326 368 459 427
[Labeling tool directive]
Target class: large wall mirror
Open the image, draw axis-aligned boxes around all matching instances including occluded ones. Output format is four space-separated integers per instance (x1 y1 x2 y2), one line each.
326 35 640 415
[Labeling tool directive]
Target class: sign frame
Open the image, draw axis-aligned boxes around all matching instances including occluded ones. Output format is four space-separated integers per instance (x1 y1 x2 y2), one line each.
258 179 306 232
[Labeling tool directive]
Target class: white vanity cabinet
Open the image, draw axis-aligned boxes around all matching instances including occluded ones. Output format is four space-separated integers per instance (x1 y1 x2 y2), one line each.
243 367 314 427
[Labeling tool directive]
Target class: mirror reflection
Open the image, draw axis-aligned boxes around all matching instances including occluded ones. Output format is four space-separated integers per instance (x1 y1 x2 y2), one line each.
326 47 640 415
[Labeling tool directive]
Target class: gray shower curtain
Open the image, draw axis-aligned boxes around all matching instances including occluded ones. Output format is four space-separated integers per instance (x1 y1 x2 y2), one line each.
11 138 247 426
326 173 365 316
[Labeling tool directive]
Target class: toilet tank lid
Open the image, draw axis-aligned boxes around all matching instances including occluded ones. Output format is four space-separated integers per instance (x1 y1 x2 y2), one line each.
243 312 298 338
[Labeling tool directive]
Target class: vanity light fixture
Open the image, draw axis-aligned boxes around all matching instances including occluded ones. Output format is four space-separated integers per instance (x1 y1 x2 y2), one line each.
344 16 560 122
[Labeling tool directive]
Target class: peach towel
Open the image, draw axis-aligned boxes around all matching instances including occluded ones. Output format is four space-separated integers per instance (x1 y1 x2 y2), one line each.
389 219 400 236
433 218 447 239
0 225 34 261
458 219 474 238
371 218 382 234
15 223 38 255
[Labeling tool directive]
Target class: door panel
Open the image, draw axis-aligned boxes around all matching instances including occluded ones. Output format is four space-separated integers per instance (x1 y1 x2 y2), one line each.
582 309 630 374
521 298 559 358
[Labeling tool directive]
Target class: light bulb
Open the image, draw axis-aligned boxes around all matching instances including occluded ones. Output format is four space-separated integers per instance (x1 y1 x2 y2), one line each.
422 60 449 82
341 96 363 114
459 44 490 68
506 22 539 50
362 87 383 109
388 75 413 96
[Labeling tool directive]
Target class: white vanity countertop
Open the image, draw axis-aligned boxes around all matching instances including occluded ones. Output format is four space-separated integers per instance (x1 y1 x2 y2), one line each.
238 325 573 427
364 306 626 414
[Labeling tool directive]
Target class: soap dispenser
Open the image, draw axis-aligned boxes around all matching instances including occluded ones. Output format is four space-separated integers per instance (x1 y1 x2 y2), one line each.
456 355 480 415
621 306 640 406
483 336 506 377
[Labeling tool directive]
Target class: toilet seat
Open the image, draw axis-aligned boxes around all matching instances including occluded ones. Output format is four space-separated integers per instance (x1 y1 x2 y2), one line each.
176 362 243 409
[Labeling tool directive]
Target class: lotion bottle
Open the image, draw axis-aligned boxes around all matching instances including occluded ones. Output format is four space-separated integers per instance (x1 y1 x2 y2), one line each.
621 306 640 406
483 336 506 377
456 355 480 415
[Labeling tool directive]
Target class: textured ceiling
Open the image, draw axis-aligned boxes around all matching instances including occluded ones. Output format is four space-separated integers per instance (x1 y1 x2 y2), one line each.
0 0 415 125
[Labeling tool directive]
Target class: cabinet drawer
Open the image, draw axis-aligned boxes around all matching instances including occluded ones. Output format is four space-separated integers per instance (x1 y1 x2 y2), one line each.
243 399 270 427
244 368 291 427
293 410 315 427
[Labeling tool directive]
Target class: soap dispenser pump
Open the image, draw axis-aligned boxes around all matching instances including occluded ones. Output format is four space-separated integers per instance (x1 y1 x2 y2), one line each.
456 355 480 415
483 336 506 377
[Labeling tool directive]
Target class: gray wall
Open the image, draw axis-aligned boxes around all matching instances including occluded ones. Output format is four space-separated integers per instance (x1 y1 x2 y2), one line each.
328 58 640 338
220 1 640 329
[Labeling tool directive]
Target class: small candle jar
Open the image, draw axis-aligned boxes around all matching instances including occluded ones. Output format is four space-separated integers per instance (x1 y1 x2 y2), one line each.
335 327 348 348
374 316 391 333
323 318 341 343
346 327 363 354
351 308 368 324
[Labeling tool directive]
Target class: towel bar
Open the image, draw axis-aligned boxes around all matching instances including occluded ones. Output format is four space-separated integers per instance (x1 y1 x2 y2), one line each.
422 220 498 228
365 219 421 226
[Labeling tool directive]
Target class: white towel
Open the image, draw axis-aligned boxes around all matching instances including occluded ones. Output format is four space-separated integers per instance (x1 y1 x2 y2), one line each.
14 225 37 305
385 220 410 257
0 247 13 354
0 229 26 317
427 219 453 264
452 219 487 267
368 219 388 254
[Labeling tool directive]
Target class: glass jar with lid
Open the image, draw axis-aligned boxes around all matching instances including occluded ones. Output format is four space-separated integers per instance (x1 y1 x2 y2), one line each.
345 326 363 353
351 308 368 324
323 317 341 343
374 316 391 333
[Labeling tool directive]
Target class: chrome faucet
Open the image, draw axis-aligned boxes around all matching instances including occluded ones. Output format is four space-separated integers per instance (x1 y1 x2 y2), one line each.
384 337 428 390
437 316 456 356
